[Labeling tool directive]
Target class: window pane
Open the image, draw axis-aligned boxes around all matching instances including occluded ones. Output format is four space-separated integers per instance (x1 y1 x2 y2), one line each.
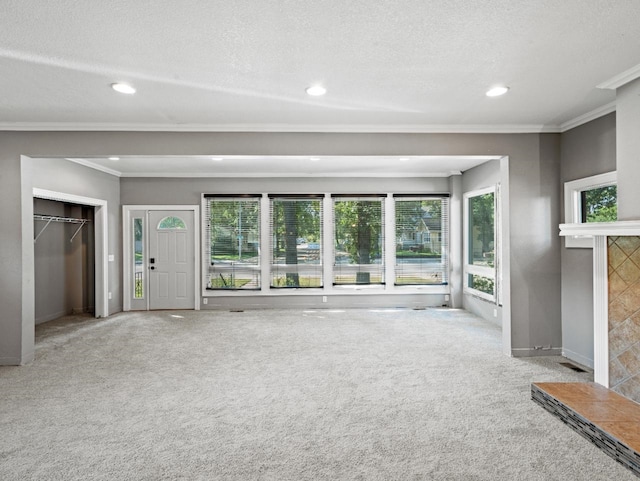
468 193 495 267
333 199 384 285
581 185 617 223
395 198 448 285
207 199 260 290
468 274 495 296
270 198 323 288
133 217 144 299
158 216 186 229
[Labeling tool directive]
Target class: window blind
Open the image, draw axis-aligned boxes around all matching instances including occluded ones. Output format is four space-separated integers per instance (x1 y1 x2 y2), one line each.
394 196 449 285
332 197 385 285
205 196 261 290
269 196 323 288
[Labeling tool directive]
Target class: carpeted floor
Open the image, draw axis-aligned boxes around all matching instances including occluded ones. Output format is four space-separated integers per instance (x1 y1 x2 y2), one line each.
1 308 636 480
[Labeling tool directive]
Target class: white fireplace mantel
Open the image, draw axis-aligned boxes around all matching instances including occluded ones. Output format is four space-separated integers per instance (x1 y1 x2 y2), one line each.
559 221 640 389
560 220 640 238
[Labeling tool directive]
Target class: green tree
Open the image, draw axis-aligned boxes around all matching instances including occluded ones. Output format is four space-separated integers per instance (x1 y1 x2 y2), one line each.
209 200 260 262
395 199 442 255
583 185 617 223
271 199 322 287
334 200 382 284
469 193 494 266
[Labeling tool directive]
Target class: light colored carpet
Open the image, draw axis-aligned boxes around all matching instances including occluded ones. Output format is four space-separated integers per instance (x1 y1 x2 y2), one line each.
1 308 636 480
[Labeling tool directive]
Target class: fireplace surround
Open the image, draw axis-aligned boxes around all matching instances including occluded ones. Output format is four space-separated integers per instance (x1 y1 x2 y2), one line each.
560 221 640 404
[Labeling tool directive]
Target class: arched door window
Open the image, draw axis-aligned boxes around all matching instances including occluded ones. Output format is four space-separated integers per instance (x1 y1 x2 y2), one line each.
157 216 186 230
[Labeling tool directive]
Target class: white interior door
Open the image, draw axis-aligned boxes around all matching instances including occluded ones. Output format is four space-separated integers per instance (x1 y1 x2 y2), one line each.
148 210 195 310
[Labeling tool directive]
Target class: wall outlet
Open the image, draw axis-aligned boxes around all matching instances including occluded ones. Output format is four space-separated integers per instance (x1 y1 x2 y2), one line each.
444 295 450 301
108 254 114 262
108 292 112 300
202 298 208 305
322 296 327 303
493 308 498 317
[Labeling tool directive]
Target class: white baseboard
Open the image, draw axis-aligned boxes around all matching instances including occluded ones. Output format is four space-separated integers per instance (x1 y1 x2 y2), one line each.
35 309 68 325
562 348 594 370
511 347 563 357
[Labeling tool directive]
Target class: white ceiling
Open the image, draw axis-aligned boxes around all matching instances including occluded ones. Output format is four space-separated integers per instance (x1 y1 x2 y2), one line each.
64 155 499 177
2 0 640 133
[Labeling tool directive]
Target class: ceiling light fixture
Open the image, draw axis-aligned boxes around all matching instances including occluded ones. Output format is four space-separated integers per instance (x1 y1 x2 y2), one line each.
486 86 509 97
309 157 320 161
399 157 409 161
108 156 120 161
211 157 223 161
111 83 136 94
306 85 327 96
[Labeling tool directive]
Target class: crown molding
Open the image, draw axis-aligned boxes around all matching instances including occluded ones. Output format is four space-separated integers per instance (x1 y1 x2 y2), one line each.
120 171 459 178
65 158 122 177
597 63 640 90
559 101 617 132
0 122 560 134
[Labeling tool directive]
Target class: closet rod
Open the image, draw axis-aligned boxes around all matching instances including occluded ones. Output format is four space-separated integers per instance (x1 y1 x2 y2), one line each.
34 214 92 243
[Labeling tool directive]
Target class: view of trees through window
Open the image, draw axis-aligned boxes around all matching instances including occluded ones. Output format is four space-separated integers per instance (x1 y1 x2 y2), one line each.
333 199 384 285
395 198 448 285
467 191 496 297
205 194 453 290
207 198 260 289
270 198 322 288
581 185 617 223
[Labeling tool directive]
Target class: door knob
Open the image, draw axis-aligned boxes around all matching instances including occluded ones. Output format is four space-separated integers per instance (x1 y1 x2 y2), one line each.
150 266 155 270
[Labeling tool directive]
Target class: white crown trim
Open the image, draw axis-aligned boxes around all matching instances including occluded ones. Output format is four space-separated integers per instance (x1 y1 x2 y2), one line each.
65 158 122 177
559 101 616 132
119 171 460 178
597 63 640 90
0 122 561 134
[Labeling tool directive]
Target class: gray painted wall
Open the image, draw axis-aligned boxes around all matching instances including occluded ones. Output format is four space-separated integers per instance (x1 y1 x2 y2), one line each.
120 176 450 204
617 78 640 221
560 113 616 368
34 199 66 324
1 131 560 364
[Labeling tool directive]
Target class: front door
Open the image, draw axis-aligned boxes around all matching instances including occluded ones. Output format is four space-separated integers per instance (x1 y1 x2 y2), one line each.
148 210 195 310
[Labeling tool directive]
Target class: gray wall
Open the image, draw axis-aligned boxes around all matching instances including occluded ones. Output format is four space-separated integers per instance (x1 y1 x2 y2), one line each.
1 131 560 364
560 113 616 368
616 78 640 221
33 199 66 324
120 176 451 204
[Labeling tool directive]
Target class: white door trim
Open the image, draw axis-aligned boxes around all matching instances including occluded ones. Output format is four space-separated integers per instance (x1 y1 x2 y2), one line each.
123 205 200 311
33 188 109 318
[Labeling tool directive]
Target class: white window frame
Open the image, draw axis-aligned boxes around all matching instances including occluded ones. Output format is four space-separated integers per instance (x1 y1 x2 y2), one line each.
463 186 497 302
564 171 617 248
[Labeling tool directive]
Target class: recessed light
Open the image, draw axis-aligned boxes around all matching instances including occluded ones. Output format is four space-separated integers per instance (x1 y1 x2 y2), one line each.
211 157 223 161
399 157 409 161
108 156 120 161
306 85 327 96
486 86 509 97
111 83 136 94
309 157 320 161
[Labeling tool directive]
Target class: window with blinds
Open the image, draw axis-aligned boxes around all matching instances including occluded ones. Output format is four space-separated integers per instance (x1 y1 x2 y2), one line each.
394 195 449 285
333 196 385 285
269 195 323 288
205 195 261 290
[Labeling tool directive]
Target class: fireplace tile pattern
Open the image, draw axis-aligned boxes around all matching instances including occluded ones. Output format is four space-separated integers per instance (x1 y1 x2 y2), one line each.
608 236 640 402
532 382 640 476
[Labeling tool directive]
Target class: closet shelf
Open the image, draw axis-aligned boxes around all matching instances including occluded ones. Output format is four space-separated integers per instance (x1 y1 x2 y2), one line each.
34 214 92 243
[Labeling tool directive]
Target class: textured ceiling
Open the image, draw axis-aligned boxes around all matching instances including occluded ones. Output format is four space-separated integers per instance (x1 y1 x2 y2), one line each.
1 0 640 132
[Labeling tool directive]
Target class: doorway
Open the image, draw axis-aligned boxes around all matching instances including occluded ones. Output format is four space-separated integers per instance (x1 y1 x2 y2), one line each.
123 206 200 311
